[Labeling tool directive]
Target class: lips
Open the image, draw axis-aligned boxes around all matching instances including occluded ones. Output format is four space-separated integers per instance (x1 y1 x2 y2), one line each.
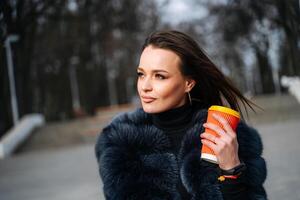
141 96 156 103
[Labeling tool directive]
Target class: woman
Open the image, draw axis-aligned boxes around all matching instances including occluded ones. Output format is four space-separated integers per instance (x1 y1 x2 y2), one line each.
95 30 267 200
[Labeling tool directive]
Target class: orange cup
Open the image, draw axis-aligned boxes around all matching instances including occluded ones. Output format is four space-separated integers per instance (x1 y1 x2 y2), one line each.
201 105 240 164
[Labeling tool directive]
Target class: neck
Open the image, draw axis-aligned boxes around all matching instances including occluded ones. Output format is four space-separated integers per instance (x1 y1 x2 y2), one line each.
151 103 194 131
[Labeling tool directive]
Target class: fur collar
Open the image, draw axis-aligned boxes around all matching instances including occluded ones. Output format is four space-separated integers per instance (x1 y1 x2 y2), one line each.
95 108 267 200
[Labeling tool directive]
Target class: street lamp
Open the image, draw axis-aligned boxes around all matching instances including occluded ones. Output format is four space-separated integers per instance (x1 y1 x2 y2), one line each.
4 35 19 125
69 56 81 112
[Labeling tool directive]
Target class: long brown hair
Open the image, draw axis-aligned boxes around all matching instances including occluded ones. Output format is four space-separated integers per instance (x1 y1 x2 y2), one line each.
142 30 257 118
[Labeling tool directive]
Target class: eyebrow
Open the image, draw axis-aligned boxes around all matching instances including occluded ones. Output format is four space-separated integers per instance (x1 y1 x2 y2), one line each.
137 67 169 74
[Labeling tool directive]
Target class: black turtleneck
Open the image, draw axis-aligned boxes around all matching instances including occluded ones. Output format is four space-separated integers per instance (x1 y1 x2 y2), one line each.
152 103 195 155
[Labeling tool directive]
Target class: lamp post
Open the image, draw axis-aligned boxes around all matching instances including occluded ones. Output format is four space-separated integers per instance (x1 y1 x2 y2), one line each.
4 35 19 125
69 56 82 115
105 59 118 106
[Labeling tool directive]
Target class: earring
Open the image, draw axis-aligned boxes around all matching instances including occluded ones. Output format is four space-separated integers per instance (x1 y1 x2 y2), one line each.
188 92 192 106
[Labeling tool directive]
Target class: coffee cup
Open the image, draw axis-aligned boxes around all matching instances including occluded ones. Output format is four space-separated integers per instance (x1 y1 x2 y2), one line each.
201 105 240 164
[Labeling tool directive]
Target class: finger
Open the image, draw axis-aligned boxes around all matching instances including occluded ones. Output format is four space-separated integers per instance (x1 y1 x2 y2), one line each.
212 113 235 137
201 132 226 146
201 139 218 152
203 123 230 140
200 132 218 143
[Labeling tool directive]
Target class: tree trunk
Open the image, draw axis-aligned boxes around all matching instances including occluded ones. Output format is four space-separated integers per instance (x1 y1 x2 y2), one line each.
274 0 300 76
254 47 275 94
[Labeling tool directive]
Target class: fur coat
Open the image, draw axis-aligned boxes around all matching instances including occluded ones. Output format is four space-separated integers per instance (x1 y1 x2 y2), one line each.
95 108 267 200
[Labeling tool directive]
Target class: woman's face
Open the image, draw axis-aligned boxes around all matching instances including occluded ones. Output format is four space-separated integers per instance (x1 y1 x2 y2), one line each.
137 45 195 113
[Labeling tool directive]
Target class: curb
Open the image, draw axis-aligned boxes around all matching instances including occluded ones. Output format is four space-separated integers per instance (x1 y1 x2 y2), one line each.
0 114 45 159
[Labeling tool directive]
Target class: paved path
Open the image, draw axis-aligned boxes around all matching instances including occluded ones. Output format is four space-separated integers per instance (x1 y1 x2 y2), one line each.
1 120 300 200
0 145 104 200
257 119 300 200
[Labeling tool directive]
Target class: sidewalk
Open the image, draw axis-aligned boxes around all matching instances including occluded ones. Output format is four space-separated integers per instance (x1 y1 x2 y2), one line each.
258 119 300 200
0 145 104 200
0 94 299 200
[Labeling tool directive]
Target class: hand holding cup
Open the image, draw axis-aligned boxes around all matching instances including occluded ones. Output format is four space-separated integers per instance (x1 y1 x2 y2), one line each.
200 106 241 170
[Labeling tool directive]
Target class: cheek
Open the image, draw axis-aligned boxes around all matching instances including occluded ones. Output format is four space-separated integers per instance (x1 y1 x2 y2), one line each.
137 80 140 93
156 81 185 99
137 79 143 95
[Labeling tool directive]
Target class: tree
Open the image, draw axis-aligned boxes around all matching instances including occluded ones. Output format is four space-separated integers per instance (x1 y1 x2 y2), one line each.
206 0 278 94
271 0 300 76
0 0 160 135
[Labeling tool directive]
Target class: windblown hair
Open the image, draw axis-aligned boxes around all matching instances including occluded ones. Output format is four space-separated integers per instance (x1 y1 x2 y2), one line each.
142 30 257 117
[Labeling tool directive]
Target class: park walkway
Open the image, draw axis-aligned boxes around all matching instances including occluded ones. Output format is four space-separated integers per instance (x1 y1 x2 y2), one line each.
0 94 300 200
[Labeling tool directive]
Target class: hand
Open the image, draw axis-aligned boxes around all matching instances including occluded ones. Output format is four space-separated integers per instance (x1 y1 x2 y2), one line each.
200 113 241 170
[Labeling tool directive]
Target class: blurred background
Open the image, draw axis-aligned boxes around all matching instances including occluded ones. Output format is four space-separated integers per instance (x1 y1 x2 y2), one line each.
0 0 299 200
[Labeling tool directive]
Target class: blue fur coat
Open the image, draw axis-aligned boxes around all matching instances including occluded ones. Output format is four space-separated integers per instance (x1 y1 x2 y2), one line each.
95 108 267 200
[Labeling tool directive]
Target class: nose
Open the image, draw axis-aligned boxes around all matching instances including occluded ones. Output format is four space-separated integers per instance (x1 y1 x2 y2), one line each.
141 77 152 92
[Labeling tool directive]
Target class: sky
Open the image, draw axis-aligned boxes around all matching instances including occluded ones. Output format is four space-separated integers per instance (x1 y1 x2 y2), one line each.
67 0 207 25
155 0 208 25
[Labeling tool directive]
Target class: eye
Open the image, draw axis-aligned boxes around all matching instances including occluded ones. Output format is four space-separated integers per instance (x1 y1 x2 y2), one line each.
137 72 144 78
155 74 166 80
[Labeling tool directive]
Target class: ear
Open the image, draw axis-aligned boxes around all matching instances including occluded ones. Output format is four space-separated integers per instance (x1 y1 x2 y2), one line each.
185 78 196 92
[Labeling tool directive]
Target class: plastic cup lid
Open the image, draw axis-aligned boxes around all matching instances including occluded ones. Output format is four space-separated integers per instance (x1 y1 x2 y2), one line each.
209 105 240 119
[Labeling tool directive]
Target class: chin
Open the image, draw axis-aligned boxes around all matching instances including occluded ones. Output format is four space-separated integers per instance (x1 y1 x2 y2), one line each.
141 103 170 114
142 105 161 113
